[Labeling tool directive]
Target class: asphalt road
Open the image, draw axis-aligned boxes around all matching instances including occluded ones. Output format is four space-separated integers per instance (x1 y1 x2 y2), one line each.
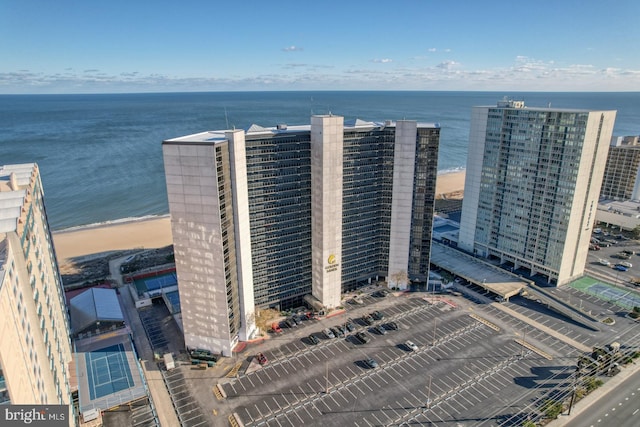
564 367 640 427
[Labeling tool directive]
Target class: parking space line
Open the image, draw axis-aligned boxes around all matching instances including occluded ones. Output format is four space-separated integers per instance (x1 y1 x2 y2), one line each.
246 375 256 388
301 402 316 419
326 392 341 408
368 375 384 388
461 388 483 403
313 378 326 393
360 378 374 392
334 389 350 404
254 403 264 420
342 384 358 400
369 411 385 425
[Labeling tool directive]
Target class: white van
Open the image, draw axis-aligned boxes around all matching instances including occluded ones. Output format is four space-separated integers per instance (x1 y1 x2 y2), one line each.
620 261 633 268
599 259 610 266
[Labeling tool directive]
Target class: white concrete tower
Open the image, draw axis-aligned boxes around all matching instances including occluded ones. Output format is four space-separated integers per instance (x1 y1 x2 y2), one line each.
310 115 343 308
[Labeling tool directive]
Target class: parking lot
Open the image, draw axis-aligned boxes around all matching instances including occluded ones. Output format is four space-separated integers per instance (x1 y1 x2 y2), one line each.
171 286 640 427
586 234 640 289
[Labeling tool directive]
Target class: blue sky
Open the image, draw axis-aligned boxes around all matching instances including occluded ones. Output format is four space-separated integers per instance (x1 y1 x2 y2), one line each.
2 0 639 93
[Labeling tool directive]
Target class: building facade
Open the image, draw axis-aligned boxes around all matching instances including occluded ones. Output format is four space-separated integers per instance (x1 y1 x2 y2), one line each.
163 116 439 355
600 136 640 201
459 100 616 285
0 164 73 406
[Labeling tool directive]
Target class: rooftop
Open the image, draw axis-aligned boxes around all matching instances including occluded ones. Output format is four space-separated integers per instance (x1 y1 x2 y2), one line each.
0 163 37 233
164 117 439 145
479 99 614 113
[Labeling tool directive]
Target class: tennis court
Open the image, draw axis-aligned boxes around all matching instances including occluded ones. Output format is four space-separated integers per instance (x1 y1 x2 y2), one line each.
571 276 640 309
134 272 178 295
85 343 135 400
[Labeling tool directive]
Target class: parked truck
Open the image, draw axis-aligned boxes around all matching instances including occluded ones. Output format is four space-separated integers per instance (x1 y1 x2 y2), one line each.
163 353 175 370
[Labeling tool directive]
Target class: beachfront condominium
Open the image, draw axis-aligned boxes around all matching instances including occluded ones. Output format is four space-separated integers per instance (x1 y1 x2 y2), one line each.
163 116 439 355
459 100 616 285
600 135 640 201
0 164 73 406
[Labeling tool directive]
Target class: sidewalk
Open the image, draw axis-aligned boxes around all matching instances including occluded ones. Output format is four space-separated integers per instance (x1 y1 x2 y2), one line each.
546 360 640 426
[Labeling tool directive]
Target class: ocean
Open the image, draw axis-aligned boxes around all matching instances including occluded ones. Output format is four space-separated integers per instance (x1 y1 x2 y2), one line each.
1 91 638 231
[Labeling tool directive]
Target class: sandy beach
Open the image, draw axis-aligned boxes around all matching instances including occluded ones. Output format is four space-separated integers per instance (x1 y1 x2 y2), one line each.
52 171 466 264
53 216 173 264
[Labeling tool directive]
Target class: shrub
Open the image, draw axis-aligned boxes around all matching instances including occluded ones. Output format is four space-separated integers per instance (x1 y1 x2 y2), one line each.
541 399 564 419
584 377 603 392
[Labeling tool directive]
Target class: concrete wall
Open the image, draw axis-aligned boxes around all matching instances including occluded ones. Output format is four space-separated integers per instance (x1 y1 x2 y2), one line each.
459 107 489 254
227 130 257 340
559 110 617 284
388 121 417 290
163 143 234 356
310 115 343 308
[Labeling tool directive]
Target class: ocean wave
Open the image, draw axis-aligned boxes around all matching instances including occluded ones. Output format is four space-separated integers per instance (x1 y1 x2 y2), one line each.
52 214 170 234
437 166 466 175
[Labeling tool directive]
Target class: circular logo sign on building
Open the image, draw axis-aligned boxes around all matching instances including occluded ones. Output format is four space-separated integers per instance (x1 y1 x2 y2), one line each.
328 254 336 264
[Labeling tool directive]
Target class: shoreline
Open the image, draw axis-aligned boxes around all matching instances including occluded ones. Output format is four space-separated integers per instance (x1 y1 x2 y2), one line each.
52 170 465 265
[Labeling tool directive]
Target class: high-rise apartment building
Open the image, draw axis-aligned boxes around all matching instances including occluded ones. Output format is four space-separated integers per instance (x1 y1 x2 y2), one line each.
0 164 73 406
459 100 616 285
163 116 439 355
600 135 640 201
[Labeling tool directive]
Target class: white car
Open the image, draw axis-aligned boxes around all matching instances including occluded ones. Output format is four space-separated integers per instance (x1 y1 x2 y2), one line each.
405 341 419 351
599 259 610 266
620 261 633 268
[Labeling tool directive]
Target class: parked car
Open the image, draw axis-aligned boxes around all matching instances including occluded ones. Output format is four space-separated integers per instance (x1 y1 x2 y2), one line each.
614 264 628 271
405 340 419 351
385 321 399 330
323 328 335 339
613 252 631 259
308 334 320 345
271 322 283 333
330 327 343 338
355 331 370 344
364 358 378 369
619 261 633 268
335 325 347 336
371 310 384 320
362 314 375 325
345 320 356 332
372 289 389 298
598 259 610 266
291 316 302 325
374 325 387 335
283 318 295 328
256 352 268 365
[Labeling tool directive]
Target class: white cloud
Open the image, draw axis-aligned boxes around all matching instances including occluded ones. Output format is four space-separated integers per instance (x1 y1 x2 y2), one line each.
436 60 459 70
2 54 639 93
371 58 393 63
428 48 437 52
282 45 303 52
